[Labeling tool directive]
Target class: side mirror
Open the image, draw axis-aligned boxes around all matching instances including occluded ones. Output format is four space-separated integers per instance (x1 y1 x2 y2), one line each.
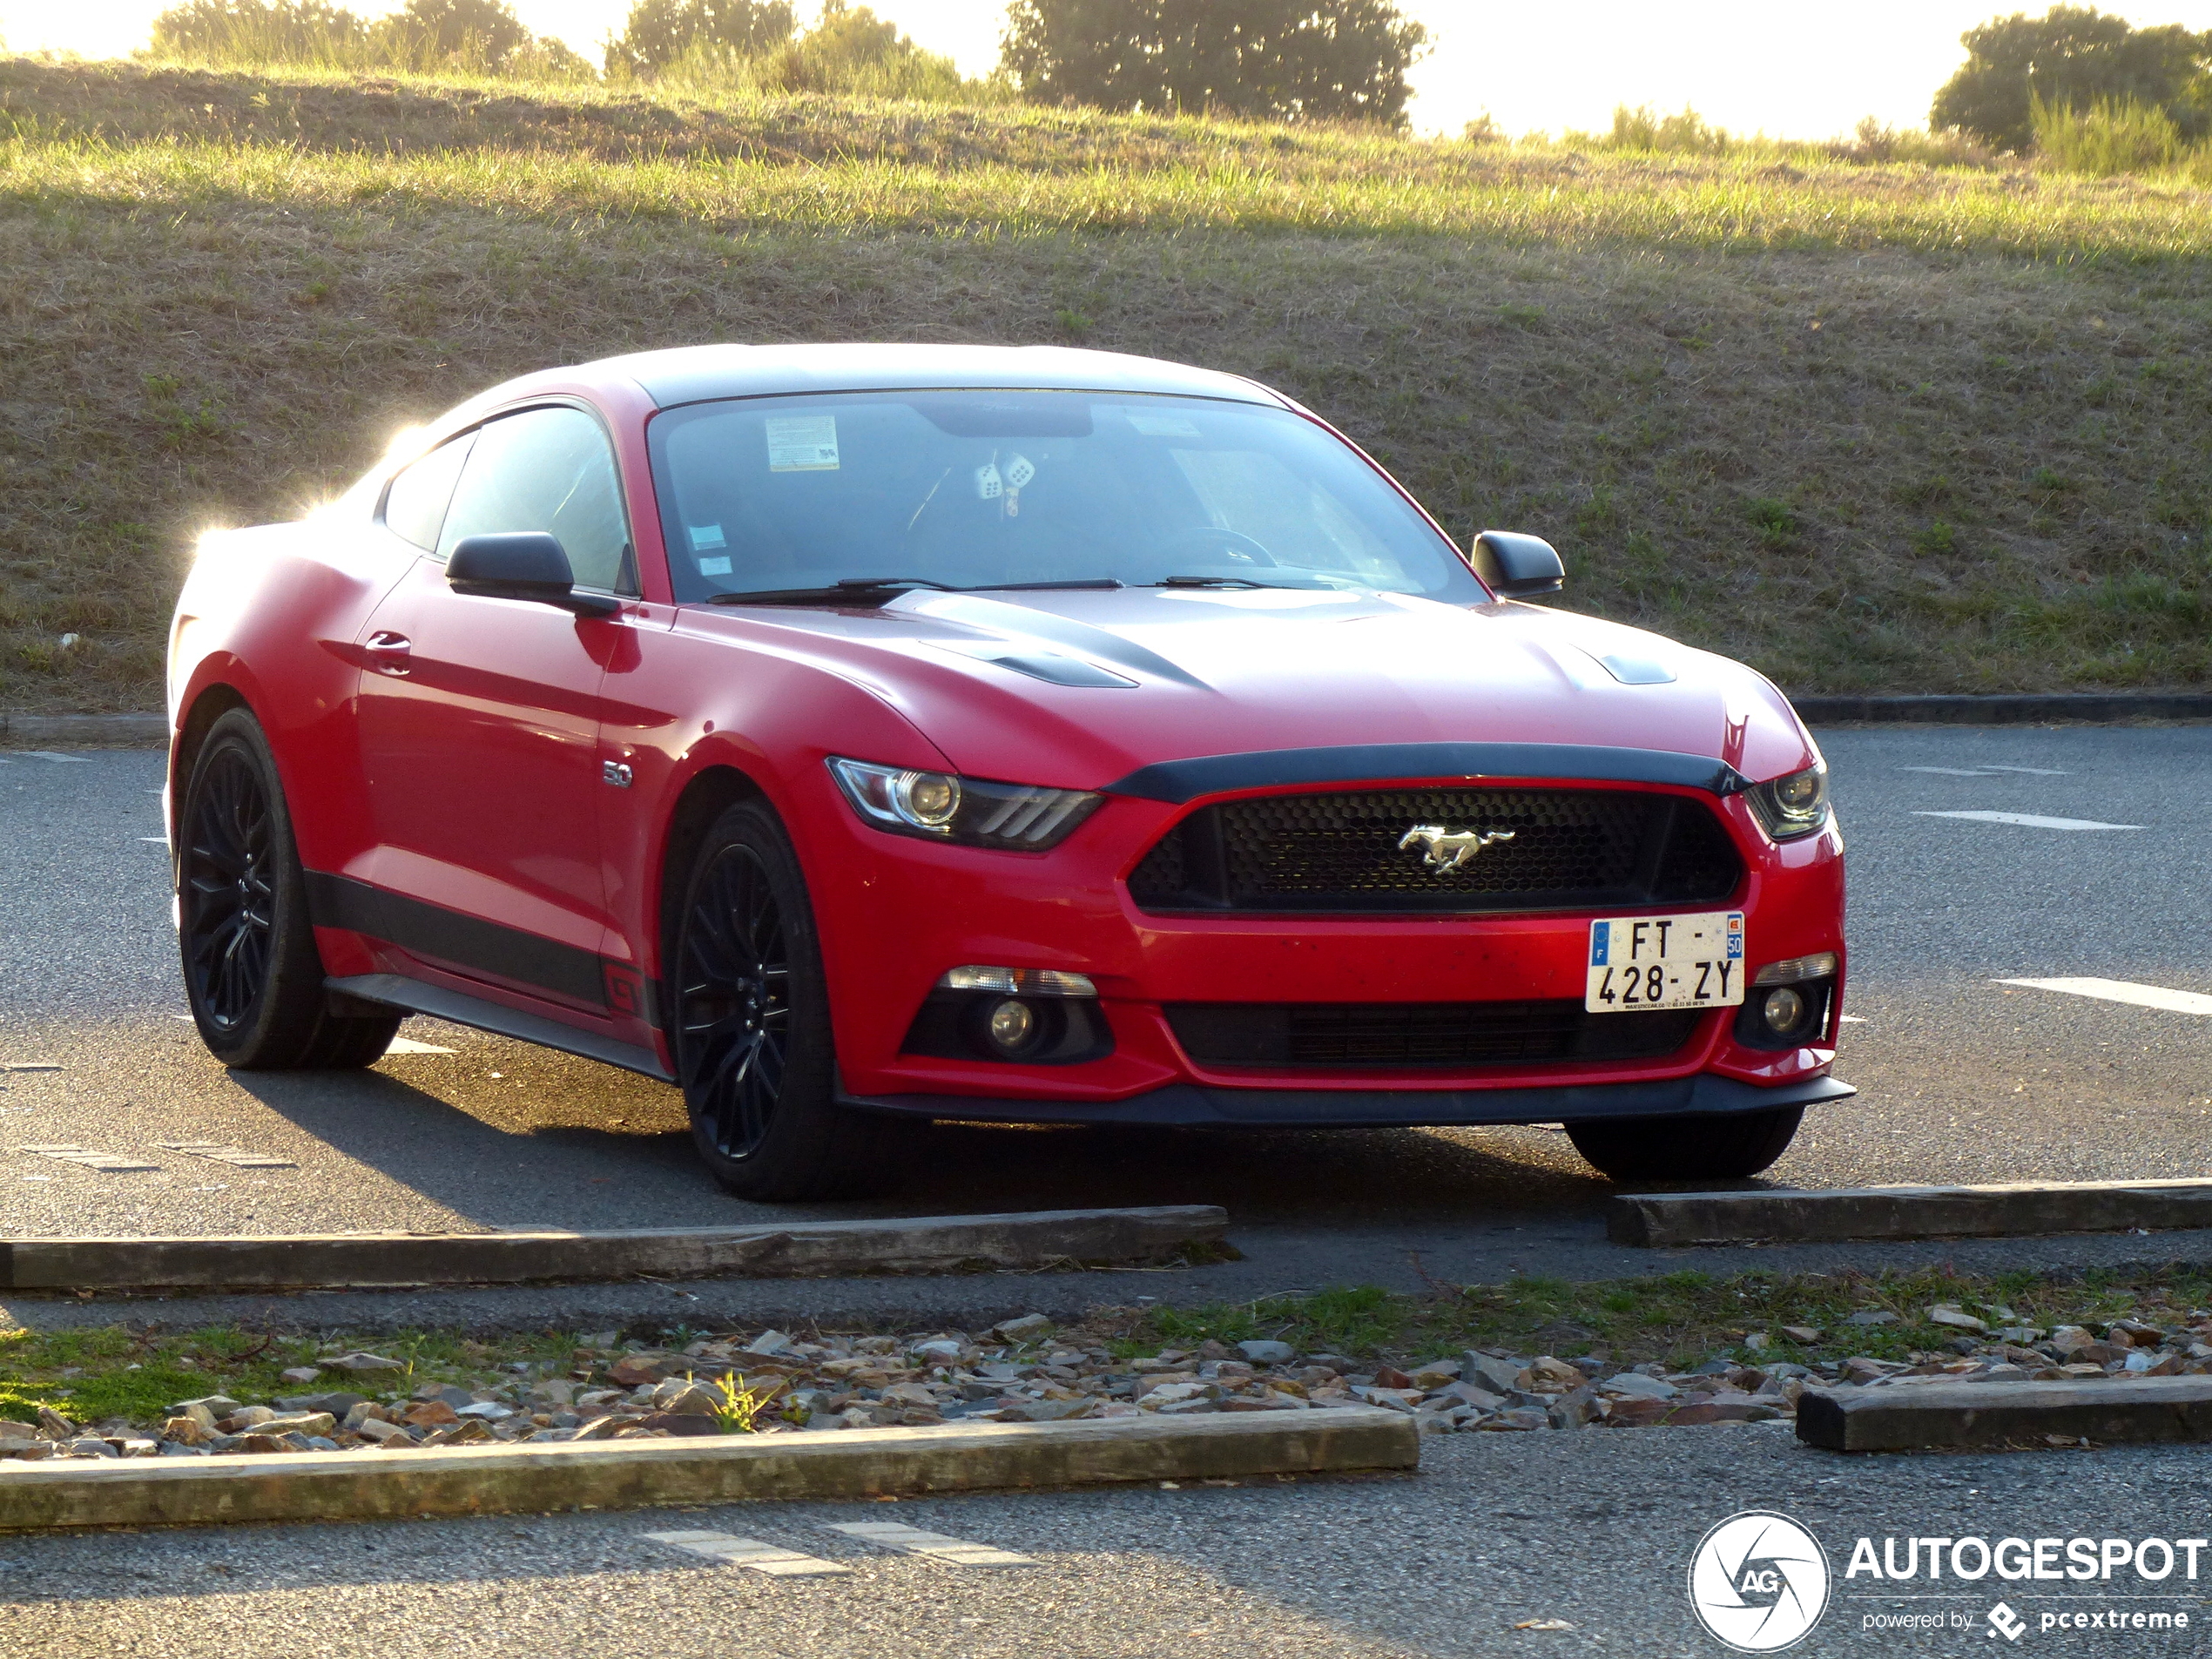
1472 529 1565 599
446 533 618 617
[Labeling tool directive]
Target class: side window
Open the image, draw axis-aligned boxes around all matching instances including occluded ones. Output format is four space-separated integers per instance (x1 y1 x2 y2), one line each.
380 433 475 552
437 407 633 592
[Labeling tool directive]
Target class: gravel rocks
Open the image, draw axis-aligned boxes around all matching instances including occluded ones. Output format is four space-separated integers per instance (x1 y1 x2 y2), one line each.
15 1307 2212 1462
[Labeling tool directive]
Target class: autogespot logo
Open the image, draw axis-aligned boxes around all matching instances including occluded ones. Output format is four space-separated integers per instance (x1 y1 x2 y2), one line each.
1689 1511 1833 1652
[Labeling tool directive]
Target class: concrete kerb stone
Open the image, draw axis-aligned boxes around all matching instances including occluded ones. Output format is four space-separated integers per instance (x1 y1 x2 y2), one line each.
1607 1179 2212 1247
0 711 167 748
0 1406 1419 1533
1796 1376 2212 1453
1791 691 2212 724
0 1206 1231 1292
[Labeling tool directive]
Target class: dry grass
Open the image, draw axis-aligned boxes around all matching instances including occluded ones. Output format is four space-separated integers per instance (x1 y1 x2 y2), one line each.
5 58 2212 711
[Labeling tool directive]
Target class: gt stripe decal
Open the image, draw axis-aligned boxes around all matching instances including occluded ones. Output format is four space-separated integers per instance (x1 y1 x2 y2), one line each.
1103 742 1753 805
304 871 612 1010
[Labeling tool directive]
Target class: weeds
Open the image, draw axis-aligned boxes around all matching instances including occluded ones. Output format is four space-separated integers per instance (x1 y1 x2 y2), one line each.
708 1371 786 1433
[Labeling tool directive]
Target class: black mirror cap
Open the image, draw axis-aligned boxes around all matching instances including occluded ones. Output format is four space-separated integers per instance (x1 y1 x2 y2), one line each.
446 532 617 617
1472 529 1566 599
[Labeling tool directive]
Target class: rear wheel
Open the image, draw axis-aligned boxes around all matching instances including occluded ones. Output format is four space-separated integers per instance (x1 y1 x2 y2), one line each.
1564 1105 1804 1183
672 799 892 1200
178 709 400 1069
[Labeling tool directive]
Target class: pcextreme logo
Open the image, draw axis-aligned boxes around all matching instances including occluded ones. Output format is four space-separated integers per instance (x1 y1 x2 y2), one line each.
1689 1511 1832 1652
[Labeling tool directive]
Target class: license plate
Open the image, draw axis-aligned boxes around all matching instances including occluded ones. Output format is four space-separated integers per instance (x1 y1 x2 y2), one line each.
1586 912 1745 1013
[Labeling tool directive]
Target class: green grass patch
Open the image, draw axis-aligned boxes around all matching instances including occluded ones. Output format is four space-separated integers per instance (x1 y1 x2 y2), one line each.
7 1264 2206 1429
9 58 2212 710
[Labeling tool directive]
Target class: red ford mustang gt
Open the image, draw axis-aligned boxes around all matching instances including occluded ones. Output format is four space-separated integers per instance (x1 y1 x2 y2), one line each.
166 344 1848 1198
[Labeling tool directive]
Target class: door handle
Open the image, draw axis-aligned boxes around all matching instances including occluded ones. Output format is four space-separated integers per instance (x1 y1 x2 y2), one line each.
364 631 412 674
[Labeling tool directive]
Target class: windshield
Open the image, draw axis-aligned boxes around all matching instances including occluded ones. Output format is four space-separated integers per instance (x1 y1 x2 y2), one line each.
645 390 1482 604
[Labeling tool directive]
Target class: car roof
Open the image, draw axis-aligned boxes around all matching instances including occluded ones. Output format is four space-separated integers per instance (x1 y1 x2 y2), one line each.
576 342 1287 410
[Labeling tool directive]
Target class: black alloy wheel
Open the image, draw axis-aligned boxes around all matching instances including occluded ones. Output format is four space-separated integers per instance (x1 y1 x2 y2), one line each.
677 842 792 1161
180 740 276 1035
176 708 399 1069
671 799 894 1199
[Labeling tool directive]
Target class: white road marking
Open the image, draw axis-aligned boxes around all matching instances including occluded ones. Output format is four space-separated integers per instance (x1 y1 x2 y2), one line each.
156 1142 298 1170
384 1037 456 1055
16 752 89 763
0 1063 62 1073
1901 765 2070 777
1839 1015 1867 1023
642 1529 849 1576
1995 977 2212 1018
1914 811 2141 831
824 1521 1040 1568
138 837 168 845
17 1145 160 1172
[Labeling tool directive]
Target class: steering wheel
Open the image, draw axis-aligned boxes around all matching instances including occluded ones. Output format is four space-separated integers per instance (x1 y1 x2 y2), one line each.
1153 526 1279 567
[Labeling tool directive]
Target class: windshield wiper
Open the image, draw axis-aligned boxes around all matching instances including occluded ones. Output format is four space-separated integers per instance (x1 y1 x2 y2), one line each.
1149 575 1298 590
706 577 961 605
974 578 1124 592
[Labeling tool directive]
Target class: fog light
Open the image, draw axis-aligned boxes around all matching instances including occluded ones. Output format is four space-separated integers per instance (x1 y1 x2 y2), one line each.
1761 986 1807 1035
986 997 1038 1053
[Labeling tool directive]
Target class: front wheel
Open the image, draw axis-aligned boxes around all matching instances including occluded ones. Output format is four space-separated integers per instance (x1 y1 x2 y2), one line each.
177 708 399 1069
671 799 892 1200
1564 1105 1804 1183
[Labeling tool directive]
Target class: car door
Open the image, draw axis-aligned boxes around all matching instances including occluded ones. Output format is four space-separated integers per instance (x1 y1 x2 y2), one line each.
347 403 636 1015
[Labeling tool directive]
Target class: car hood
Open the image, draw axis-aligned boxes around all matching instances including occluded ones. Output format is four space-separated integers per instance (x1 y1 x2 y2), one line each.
721 586 1816 790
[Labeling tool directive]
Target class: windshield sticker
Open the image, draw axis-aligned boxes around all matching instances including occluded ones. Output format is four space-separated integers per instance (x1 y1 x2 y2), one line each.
766 415 840 472
1128 412 1202 438
687 523 726 550
696 556 732 576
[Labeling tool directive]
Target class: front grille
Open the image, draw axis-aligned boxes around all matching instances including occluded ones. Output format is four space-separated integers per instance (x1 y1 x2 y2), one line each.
1128 786 1743 914
1166 1000 1704 1069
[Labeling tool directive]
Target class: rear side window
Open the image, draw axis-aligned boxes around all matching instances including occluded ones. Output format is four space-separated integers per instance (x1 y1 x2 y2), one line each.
437 406 633 593
380 433 475 551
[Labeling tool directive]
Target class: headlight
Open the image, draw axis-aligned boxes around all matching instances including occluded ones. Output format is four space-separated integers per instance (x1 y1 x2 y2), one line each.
1746 761 1831 840
826 758 1103 850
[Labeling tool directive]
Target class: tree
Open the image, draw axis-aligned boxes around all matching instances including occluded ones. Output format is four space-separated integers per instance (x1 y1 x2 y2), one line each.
607 0 794 78
380 0 530 70
151 0 368 63
1001 0 1426 127
1931 5 2210 151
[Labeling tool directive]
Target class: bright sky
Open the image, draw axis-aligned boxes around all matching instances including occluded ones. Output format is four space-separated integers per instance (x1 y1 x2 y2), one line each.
10 0 2212 140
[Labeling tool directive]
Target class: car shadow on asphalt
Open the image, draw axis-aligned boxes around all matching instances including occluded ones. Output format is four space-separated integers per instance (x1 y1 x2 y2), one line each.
217 1062 1629 1231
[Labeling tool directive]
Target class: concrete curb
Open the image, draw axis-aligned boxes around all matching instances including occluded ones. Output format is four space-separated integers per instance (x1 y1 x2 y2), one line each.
1796 1377 2212 1452
0 1406 1418 1532
1792 691 2212 725
0 1207 1231 1291
1607 1179 2212 1247
0 711 167 747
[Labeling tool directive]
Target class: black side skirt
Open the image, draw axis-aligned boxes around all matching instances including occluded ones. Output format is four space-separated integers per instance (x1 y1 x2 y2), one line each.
327 973 673 1082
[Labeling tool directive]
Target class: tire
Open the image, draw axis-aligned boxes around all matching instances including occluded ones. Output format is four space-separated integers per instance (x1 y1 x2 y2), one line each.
671 798 893 1200
1563 1105 1804 1183
178 709 401 1069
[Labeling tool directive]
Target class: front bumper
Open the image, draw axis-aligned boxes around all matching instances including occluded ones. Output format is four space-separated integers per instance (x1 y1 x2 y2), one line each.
840 1070 1855 1130
799 758 1847 1103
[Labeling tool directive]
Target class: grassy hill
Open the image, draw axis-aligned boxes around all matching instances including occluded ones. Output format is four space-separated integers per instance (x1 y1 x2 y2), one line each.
7 57 2212 711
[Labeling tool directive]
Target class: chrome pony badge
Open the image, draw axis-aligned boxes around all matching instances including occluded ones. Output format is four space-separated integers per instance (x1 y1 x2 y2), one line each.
1398 824 1516 873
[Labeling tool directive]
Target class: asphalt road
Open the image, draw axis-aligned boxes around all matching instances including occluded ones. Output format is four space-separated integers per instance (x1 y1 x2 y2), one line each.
9 728 2212 1658
5 728 2212 1309
6 1426 2207 1657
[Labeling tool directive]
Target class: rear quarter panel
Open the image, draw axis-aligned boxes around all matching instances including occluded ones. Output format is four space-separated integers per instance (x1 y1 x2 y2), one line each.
168 520 416 876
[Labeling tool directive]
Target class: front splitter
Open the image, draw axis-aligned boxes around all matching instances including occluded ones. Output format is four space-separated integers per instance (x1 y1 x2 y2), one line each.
839 1070 1854 1130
